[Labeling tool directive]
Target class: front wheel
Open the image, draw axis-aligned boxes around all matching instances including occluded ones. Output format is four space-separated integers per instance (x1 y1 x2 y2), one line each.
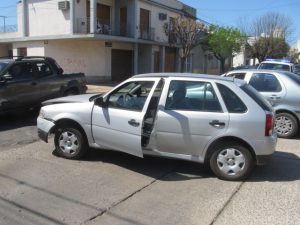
210 143 254 181
275 113 298 138
54 127 88 159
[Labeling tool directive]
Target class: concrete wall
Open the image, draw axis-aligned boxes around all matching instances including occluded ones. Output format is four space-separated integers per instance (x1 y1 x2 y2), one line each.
12 41 45 56
27 0 71 36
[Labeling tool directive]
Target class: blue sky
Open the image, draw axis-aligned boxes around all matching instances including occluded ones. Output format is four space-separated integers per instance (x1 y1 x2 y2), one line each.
181 0 300 46
0 0 299 46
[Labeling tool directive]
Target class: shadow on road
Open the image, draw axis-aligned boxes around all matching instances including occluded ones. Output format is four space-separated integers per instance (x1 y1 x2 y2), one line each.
53 148 213 181
0 110 38 132
52 148 300 183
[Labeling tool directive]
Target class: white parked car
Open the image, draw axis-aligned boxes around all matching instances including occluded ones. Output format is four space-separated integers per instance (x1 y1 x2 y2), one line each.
224 69 300 138
37 73 277 181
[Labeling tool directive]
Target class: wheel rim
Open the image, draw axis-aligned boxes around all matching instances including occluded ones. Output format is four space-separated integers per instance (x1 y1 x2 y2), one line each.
275 116 293 135
217 148 246 176
58 131 79 155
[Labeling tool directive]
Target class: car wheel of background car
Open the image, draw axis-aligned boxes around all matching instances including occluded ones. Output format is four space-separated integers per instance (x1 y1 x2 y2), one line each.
275 113 298 138
209 143 254 181
63 89 79 96
54 127 88 159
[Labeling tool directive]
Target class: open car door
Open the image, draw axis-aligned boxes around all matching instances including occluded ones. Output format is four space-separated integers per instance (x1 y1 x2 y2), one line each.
91 78 159 157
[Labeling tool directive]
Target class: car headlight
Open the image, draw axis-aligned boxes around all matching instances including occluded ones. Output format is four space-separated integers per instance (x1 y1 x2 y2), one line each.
38 109 46 119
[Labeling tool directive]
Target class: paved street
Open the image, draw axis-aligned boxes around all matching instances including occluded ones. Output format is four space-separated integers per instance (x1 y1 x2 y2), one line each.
0 132 299 224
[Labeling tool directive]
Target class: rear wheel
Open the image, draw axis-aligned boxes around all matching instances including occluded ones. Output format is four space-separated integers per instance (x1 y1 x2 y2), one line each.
275 113 298 138
54 126 88 159
210 143 254 181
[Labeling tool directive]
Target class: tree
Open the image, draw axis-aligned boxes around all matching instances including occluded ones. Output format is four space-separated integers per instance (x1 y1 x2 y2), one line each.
164 16 207 72
246 37 290 62
208 25 245 73
245 12 293 62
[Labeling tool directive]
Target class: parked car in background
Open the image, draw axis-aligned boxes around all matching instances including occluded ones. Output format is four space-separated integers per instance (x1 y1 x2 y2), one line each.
223 69 300 138
0 56 87 114
37 73 276 181
294 64 300 75
257 59 295 73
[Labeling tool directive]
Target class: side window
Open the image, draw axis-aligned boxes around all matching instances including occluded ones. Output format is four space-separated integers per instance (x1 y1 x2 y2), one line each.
227 73 246 79
249 73 282 92
217 83 247 113
107 81 154 111
165 80 222 112
8 62 34 80
36 62 53 77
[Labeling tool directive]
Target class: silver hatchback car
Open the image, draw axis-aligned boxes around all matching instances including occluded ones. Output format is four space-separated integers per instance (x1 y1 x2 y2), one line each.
37 74 277 181
224 69 300 138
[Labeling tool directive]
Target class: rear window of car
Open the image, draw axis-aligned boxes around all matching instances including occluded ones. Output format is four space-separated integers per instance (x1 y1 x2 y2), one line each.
282 71 300 85
217 83 247 113
241 84 272 111
258 62 290 72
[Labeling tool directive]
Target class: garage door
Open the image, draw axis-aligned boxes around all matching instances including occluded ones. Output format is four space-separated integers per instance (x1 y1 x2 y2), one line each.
111 49 133 81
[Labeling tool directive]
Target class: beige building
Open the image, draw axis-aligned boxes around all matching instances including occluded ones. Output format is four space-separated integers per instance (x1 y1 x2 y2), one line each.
0 0 219 81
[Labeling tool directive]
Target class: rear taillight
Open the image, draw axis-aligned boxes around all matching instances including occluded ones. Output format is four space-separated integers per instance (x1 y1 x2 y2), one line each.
265 113 273 136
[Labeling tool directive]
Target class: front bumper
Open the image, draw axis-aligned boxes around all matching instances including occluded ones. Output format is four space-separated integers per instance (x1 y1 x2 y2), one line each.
37 117 55 143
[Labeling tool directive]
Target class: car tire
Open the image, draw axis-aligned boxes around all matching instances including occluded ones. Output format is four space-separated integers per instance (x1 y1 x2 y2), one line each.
63 89 79 96
54 127 88 159
209 143 254 181
275 113 298 138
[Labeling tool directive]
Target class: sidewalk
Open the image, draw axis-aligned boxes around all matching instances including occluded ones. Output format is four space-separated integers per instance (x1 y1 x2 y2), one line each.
86 81 119 93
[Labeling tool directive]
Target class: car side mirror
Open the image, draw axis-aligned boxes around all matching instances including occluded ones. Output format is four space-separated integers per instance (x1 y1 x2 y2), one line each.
94 96 107 107
57 68 64 75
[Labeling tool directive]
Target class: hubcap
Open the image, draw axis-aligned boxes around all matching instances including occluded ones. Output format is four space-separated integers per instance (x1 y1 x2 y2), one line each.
275 116 293 135
58 131 79 155
217 148 245 176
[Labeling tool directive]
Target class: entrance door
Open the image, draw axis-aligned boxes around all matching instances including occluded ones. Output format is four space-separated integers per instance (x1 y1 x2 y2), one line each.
111 49 133 81
165 47 176 72
92 79 157 157
140 8 150 39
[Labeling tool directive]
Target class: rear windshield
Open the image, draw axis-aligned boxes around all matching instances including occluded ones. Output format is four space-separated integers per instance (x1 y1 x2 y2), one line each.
282 71 300 85
241 84 272 111
258 62 290 72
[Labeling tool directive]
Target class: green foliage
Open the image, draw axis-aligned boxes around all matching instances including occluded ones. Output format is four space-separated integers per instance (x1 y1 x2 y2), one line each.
208 25 245 59
208 25 246 72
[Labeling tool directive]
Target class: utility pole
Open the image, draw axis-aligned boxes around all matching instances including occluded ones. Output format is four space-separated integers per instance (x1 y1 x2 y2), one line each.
0 16 6 32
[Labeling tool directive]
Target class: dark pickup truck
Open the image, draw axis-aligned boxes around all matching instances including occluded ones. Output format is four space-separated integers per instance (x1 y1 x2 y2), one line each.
0 56 87 114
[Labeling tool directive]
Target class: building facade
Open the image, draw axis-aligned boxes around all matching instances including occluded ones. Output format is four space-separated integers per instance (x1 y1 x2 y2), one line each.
0 0 202 82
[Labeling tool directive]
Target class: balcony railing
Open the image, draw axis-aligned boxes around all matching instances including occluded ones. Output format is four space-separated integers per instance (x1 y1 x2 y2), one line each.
138 25 155 41
76 17 133 38
0 24 17 33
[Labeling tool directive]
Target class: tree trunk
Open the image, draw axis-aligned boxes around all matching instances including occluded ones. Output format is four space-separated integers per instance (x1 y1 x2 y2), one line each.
220 59 225 73
180 57 185 72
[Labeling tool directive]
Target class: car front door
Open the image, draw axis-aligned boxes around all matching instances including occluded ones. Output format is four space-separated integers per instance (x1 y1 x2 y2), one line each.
0 62 39 111
152 79 229 157
247 72 286 107
91 79 158 157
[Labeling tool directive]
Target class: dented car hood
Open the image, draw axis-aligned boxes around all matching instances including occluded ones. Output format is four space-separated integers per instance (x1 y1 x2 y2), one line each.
42 93 103 106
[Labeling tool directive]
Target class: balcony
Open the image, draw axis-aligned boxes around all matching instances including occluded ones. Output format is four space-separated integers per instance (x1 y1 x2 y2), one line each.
75 17 133 38
138 25 155 41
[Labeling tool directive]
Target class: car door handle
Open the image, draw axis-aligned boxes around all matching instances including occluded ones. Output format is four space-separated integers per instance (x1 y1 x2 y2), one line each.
269 95 280 100
128 119 140 127
209 120 225 128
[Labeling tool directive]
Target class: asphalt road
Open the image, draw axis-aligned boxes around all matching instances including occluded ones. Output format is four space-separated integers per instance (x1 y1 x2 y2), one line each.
0 113 299 225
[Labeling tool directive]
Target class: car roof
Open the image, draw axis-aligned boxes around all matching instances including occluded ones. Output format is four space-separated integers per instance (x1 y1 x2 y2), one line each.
132 73 246 86
226 69 287 74
0 59 14 63
260 61 293 66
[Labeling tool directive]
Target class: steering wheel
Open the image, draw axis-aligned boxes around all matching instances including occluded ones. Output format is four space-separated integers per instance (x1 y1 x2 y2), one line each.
117 93 133 107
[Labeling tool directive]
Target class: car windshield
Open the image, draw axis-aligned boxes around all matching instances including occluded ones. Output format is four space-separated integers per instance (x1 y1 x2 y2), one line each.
258 63 290 72
0 62 9 72
282 71 300 86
